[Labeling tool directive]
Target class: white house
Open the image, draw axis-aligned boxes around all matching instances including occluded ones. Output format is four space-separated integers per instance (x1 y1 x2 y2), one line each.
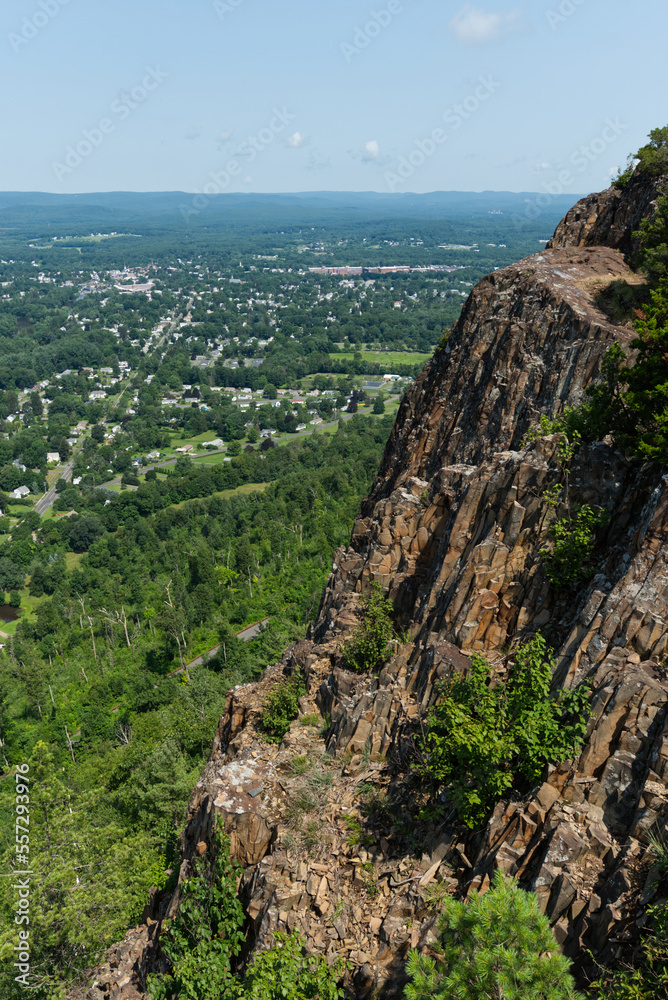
10 486 30 499
47 452 60 464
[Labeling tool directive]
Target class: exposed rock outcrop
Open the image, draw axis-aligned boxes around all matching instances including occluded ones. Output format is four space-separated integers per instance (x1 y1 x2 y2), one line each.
547 168 666 255
82 178 668 999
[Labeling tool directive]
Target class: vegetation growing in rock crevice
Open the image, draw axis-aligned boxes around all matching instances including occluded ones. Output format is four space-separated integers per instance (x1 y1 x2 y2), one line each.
342 582 397 673
261 673 306 743
525 418 609 588
418 635 590 828
592 889 668 999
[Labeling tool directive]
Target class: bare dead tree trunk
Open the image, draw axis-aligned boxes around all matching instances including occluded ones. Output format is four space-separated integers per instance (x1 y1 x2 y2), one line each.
78 597 99 670
120 606 131 648
89 620 99 671
64 726 76 764
105 623 114 670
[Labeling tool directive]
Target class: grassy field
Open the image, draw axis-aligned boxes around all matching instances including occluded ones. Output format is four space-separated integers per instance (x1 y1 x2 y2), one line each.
330 350 432 367
170 482 269 509
169 429 219 449
193 452 232 466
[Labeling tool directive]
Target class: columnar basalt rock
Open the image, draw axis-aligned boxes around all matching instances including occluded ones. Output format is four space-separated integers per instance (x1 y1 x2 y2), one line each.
78 180 668 999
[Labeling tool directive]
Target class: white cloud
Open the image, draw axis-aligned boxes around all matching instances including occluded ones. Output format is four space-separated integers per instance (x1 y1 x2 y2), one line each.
349 140 391 166
286 131 305 148
534 161 551 172
449 5 524 44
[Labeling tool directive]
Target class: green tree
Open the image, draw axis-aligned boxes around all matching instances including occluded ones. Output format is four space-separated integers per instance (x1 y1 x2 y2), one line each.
0 558 25 592
419 635 590 827
0 745 161 999
404 871 582 1000
68 515 105 553
372 394 385 414
634 125 668 179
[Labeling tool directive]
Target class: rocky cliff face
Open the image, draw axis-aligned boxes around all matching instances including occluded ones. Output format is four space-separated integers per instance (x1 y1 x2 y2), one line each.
547 168 665 256
85 176 668 1000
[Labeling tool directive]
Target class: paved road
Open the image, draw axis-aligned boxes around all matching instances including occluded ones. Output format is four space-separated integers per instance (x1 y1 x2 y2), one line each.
166 617 272 676
35 459 74 514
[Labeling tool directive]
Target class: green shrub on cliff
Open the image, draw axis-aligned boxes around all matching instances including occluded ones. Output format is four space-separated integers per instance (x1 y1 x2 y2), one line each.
634 126 668 180
636 193 668 284
403 871 583 1000
575 282 668 463
542 502 610 588
261 673 306 743
342 583 397 673
418 635 590 828
577 126 668 462
147 824 245 1000
147 829 345 1000
240 930 346 999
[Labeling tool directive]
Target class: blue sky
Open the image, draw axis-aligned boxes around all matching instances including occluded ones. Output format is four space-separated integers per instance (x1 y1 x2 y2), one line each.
1 0 665 195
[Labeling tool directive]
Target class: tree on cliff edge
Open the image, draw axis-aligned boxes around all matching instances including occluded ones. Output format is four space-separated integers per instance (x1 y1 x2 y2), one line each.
404 872 582 1000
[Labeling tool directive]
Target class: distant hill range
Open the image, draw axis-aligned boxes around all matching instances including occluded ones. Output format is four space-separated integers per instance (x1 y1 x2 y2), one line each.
0 189 581 222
